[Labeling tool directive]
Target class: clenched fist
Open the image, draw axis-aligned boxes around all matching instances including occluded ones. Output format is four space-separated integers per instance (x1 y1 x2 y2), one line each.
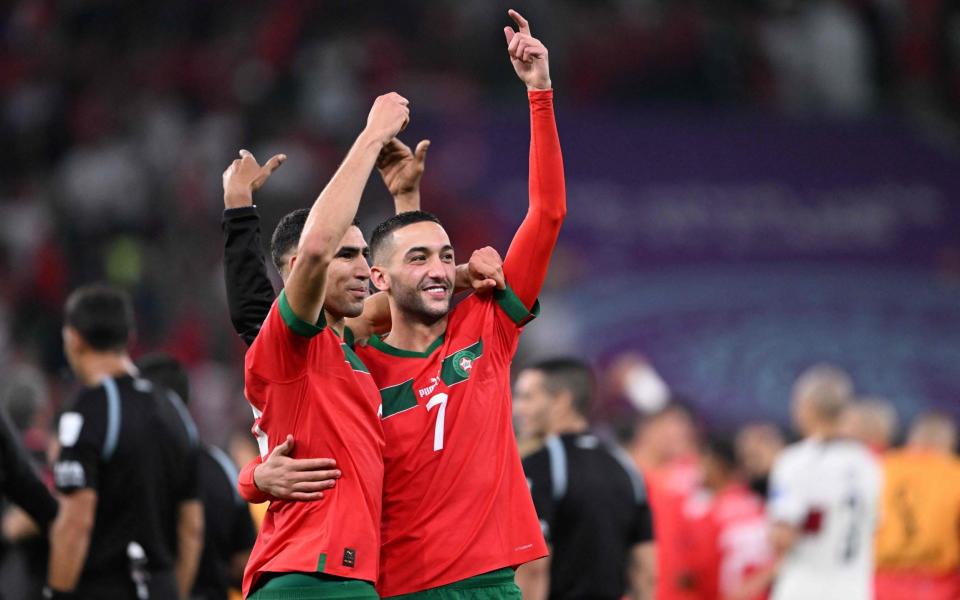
467 246 506 292
364 93 411 147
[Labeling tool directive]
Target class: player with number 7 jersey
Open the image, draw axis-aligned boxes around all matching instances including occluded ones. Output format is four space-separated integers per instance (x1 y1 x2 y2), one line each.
352 11 564 595
357 285 547 597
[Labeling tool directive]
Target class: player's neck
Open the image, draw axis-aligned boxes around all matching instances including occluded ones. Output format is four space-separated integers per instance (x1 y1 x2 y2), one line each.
385 311 448 353
325 309 346 338
550 414 588 436
808 422 844 441
79 353 136 386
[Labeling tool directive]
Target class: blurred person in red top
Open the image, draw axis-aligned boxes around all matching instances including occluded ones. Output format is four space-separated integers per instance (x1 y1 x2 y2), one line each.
841 397 899 455
629 403 702 600
681 437 773 600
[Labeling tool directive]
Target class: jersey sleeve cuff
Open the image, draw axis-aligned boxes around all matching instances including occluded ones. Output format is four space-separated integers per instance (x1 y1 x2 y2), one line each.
527 89 554 103
222 205 259 221
237 456 271 504
494 285 540 326
278 289 326 337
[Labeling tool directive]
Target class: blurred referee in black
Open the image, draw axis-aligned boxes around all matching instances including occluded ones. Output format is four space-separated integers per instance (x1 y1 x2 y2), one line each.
136 353 256 600
45 285 204 599
515 358 656 600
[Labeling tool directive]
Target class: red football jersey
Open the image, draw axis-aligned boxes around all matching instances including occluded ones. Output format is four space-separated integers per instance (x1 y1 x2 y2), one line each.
682 484 772 600
355 286 548 597
242 290 385 595
646 458 703 600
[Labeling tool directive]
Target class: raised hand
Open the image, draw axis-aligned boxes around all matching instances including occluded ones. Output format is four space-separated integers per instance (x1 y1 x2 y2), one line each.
377 137 430 212
222 149 286 209
364 92 411 147
253 435 340 502
466 246 506 292
503 9 551 91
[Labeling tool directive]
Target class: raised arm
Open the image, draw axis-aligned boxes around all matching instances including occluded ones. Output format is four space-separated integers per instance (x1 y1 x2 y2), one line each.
500 9 566 309
285 93 409 323
221 151 286 346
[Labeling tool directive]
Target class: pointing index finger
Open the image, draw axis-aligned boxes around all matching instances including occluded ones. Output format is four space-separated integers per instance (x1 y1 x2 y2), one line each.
508 9 530 34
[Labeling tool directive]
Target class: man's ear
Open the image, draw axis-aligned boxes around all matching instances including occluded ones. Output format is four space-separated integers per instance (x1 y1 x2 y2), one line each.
370 266 390 292
63 326 85 356
554 389 575 415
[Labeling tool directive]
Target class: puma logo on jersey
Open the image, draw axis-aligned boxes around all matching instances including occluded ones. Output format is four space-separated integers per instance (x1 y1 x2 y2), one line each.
418 377 441 398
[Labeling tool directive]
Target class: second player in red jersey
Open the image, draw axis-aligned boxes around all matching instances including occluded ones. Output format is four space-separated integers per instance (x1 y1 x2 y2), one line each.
233 92 411 597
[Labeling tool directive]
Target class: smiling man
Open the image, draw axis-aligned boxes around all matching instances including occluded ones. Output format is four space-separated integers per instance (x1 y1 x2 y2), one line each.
346 10 566 597
233 91 409 599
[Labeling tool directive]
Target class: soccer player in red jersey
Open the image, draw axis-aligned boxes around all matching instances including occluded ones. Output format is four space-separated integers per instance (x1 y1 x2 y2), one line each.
230 9 563 597
681 438 773 600
234 92 410 599
348 10 565 596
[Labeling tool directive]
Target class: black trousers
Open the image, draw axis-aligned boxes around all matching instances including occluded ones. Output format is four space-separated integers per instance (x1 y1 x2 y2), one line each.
74 571 178 600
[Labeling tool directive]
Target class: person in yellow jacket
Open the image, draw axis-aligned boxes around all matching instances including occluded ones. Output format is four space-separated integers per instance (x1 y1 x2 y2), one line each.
875 411 960 600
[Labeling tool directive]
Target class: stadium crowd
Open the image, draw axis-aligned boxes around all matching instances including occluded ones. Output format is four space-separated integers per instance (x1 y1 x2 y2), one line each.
0 1 958 599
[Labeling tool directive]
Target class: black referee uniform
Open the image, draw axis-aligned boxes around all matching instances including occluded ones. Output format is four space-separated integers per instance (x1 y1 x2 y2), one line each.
523 432 654 600
192 444 256 600
53 374 200 599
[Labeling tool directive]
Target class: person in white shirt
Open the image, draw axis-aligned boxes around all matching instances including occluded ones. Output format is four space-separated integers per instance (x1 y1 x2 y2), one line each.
766 364 882 600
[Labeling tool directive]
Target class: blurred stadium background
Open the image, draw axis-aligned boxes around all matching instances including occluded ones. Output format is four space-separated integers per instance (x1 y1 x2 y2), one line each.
2 0 957 446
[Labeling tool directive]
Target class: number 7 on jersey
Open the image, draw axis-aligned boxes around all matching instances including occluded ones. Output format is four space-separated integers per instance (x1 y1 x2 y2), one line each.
426 393 448 451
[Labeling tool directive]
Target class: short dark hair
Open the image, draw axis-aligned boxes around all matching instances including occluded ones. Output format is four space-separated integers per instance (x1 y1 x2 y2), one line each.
701 435 738 471
525 357 595 418
369 210 442 264
136 353 189 406
270 209 362 272
64 284 134 352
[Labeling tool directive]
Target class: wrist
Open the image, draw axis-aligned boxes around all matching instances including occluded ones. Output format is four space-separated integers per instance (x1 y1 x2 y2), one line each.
43 586 77 599
224 190 254 209
357 129 386 152
252 464 265 492
454 263 470 289
526 80 552 92
393 190 420 212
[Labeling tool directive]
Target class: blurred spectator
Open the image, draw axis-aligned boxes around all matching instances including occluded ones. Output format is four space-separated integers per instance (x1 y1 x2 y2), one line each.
766 364 882 600
136 353 256 600
610 354 672 416
681 436 773 600
758 0 875 115
628 404 701 600
0 409 58 600
735 422 786 499
515 358 655 600
0 364 54 599
874 412 960 600
841 396 899 454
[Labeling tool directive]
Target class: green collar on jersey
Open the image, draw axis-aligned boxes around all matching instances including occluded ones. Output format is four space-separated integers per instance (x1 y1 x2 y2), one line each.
278 289 326 337
368 332 445 358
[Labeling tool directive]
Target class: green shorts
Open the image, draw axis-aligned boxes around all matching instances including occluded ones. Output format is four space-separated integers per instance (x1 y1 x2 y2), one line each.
384 568 520 600
249 572 379 600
